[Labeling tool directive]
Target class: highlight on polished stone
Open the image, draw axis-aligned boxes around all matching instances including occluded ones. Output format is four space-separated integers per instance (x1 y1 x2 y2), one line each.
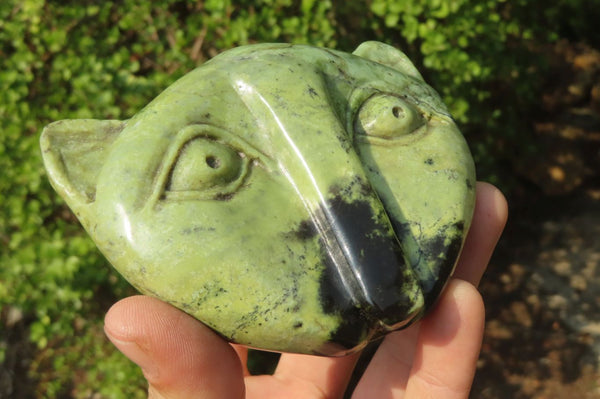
40 41 476 356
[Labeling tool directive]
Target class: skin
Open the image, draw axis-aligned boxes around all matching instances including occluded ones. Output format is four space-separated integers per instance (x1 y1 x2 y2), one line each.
104 182 507 398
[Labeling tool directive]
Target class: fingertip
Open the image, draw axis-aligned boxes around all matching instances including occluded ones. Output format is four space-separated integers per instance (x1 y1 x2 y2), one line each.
443 279 484 332
454 182 508 285
477 181 508 231
420 280 484 345
104 295 153 341
104 296 245 399
104 296 162 381
406 279 485 398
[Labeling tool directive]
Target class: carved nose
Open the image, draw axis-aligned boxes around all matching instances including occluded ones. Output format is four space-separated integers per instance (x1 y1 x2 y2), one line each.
309 177 425 349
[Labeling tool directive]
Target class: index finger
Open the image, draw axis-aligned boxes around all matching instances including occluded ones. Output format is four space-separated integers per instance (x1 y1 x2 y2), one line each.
452 182 508 286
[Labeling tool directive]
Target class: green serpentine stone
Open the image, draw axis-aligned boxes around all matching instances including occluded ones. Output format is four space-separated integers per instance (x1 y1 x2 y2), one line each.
40 41 476 356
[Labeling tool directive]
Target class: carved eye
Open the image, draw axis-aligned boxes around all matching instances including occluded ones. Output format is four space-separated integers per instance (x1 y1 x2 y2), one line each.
165 137 248 199
355 94 426 139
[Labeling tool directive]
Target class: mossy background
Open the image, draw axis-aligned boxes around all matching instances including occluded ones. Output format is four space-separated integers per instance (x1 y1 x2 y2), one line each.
1 1 599 397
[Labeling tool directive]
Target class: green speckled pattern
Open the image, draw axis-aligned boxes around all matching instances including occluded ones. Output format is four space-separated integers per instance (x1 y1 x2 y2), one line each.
40 42 476 356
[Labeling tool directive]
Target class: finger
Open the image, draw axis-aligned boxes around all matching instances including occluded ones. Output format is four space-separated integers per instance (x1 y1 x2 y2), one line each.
352 182 503 397
351 323 420 398
104 295 245 399
404 280 485 399
245 352 359 398
453 182 508 285
231 344 251 376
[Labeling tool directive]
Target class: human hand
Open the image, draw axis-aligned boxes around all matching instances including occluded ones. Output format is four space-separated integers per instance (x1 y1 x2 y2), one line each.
104 182 507 398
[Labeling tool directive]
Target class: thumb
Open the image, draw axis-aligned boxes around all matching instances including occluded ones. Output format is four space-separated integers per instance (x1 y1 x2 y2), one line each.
104 295 245 399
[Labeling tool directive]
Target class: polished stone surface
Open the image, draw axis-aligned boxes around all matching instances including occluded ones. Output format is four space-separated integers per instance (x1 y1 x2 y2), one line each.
41 41 476 356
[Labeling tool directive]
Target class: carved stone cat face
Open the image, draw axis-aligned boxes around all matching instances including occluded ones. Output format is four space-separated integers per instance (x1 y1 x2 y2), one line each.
41 41 475 356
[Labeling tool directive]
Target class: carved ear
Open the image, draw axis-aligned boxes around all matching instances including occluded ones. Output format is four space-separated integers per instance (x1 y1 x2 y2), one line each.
353 41 424 82
40 119 126 209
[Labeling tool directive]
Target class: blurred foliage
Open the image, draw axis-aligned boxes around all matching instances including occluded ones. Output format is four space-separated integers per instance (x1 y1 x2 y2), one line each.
0 0 597 397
